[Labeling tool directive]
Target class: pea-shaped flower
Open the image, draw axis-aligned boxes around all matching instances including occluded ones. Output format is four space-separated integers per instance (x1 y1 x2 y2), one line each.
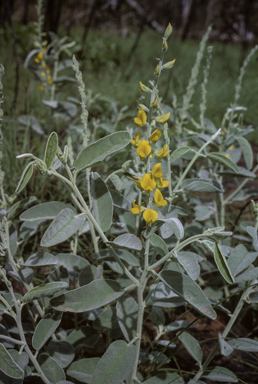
155 112 170 125
130 200 144 214
154 189 167 208
131 131 141 147
134 109 147 127
140 174 156 192
137 140 151 159
151 163 163 180
149 129 162 144
156 177 170 189
155 144 169 159
143 209 158 225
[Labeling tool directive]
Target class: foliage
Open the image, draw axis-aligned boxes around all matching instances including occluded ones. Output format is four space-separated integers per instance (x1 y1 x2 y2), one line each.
1 6 258 384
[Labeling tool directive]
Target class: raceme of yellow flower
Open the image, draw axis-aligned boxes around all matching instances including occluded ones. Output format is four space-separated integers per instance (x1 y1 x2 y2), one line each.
134 109 147 127
155 144 169 159
137 140 151 159
130 200 144 214
143 209 158 225
131 131 141 147
151 163 163 180
154 189 167 208
149 129 162 144
156 177 169 189
155 112 170 125
140 174 156 192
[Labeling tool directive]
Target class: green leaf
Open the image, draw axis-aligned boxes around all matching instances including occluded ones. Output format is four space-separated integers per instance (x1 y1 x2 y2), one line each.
18 114 44 135
44 131 58 169
40 208 85 247
89 340 136 384
228 244 257 277
94 306 120 332
160 270 217 319
91 173 113 232
116 294 138 342
207 152 239 173
32 312 63 351
112 233 142 250
147 281 183 307
170 146 191 163
22 282 68 304
38 354 65 382
143 373 184 384
182 178 224 193
79 265 99 286
67 358 99 383
23 251 57 267
178 332 203 366
20 201 71 221
8 196 37 220
15 162 34 194
150 234 169 256
50 279 124 313
110 189 130 210
66 326 99 348
93 249 139 267
161 218 184 240
75 131 131 170
219 334 234 356
246 226 258 251
236 136 253 170
214 242 234 284
54 253 89 272
151 306 165 327
228 337 258 352
48 340 75 368
177 252 201 281
0 343 24 379
202 366 238 382
109 173 123 191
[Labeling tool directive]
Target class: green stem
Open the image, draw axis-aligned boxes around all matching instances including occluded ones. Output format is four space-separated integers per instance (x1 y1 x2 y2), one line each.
172 129 221 195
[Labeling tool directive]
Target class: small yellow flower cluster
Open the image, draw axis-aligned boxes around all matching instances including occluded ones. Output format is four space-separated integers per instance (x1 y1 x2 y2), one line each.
34 45 53 90
130 104 170 226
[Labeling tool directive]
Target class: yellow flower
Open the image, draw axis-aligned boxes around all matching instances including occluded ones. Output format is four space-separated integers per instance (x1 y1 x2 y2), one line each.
39 85 44 91
42 61 47 69
34 57 40 64
37 51 43 60
131 131 141 147
155 144 169 159
151 163 163 180
155 64 159 76
140 174 156 192
46 67 51 73
130 200 144 214
154 189 167 208
149 129 162 144
155 112 170 125
156 177 169 189
47 76 53 84
137 140 151 159
134 109 147 127
151 98 158 109
41 71 46 77
225 154 231 159
163 40 168 51
143 209 158 225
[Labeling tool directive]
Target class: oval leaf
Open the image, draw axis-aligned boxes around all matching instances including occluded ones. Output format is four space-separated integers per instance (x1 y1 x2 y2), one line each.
228 337 258 352
89 340 136 384
48 340 75 368
22 282 68 304
178 332 203 366
44 131 58 169
236 136 253 170
91 173 113 232
15 162 34 194
116 294 138 342
160 270 217 319
207 152 239 173
112 233 142 250
0 343 24 379
202 366 238 382
38 354 65 382
67 358 99 383
170 146 191 163
40 208 85 247
50 279 124 313
20 201 71 221
214 242 234 284
32 312 63 351
75 131 131 170
182 178 224 193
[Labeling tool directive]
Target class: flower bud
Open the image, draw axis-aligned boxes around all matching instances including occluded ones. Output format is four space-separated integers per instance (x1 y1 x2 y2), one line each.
164 23 172 40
